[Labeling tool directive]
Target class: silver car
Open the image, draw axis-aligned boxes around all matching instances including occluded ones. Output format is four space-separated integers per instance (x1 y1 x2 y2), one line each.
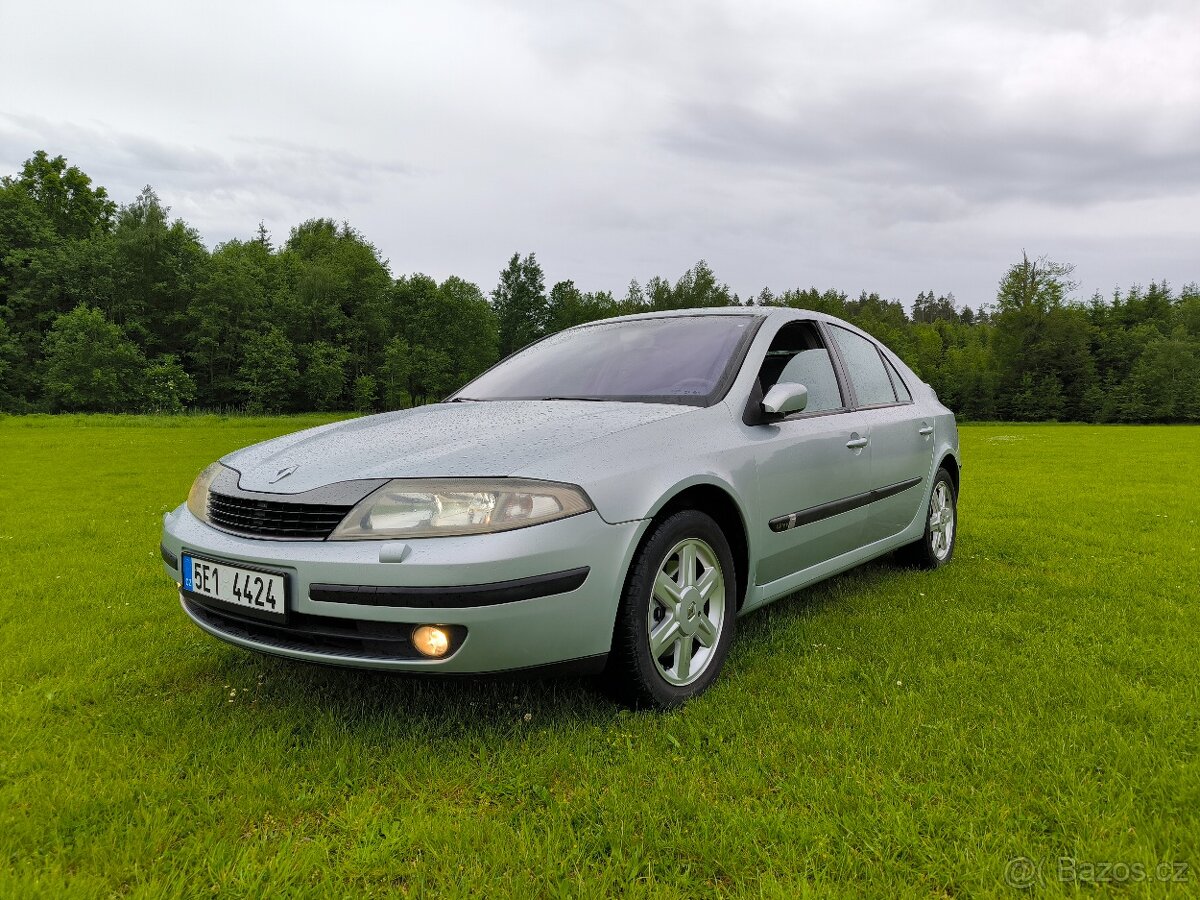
161 307 960 707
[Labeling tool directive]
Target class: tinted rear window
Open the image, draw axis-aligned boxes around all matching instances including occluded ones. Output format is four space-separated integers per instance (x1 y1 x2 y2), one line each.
829 325 897 406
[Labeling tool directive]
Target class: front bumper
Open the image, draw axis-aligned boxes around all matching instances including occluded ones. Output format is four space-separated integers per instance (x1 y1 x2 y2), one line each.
161 505 644 673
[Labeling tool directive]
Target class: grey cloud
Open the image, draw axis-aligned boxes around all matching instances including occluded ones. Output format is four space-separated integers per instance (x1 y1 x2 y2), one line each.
1 0 1198 304
0 114 416 239
662 84 1200 215
938 0 1199 33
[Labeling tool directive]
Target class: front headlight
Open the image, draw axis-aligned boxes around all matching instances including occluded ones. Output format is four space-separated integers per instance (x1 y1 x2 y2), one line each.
329 478 594 540
186 462 224 524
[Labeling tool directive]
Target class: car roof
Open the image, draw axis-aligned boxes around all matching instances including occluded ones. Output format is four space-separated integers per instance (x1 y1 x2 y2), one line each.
574 305 843 327
555 305 922 391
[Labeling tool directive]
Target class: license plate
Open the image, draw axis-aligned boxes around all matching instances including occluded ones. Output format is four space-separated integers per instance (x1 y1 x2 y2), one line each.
181 554 287 619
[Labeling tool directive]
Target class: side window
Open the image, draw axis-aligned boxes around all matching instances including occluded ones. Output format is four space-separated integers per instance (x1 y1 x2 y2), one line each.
828 325 897 406
756 321 845 414
884 355 912 402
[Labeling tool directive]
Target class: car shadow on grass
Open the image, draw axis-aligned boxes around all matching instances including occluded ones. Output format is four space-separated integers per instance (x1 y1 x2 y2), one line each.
208 648 619 736
732 555 904 646
202 553 911 734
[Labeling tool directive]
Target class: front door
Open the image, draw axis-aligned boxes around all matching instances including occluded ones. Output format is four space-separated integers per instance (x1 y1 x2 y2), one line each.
749 412 874 585
742 320 876 588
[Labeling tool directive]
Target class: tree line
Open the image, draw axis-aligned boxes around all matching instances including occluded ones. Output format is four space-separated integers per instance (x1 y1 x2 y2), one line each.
1 150 1198 421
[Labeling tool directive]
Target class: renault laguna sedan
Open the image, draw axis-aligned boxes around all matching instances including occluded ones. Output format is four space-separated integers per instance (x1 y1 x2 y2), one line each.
161 307 959 708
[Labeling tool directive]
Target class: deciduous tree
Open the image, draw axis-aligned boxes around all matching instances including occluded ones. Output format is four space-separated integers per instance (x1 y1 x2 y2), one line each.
237 326 298 413
39 305 144 411
300 341 350 411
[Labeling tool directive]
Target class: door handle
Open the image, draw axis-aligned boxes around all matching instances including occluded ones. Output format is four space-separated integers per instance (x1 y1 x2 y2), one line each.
918 424 934 436
846 437 869 450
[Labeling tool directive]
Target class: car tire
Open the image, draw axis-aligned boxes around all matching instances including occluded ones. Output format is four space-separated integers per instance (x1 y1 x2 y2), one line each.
897 466 957 569
604 510 738 709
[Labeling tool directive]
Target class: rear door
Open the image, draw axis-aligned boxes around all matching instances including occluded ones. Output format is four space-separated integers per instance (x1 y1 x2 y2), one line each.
825 324 934 545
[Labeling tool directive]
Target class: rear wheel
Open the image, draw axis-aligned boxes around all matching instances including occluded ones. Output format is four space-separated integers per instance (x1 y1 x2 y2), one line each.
898 466 957 569
605 510 737 709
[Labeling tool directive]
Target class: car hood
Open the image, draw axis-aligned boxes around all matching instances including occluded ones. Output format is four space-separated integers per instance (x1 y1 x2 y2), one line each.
225 400 693 493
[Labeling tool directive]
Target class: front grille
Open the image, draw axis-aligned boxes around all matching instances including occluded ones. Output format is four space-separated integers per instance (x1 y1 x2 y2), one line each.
206 491 353 540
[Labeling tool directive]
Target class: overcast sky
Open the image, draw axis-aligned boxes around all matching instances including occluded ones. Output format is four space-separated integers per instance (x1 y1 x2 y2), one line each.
2 0 1197 308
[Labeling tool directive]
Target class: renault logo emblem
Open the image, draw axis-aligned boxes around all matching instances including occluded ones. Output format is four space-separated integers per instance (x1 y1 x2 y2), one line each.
268 464 298 484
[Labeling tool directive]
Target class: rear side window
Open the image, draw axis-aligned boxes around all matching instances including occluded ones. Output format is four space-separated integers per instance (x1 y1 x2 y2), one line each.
884 355 912 402
829 325 897 406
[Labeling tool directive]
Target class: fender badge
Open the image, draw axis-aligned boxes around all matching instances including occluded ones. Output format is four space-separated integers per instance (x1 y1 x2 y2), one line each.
268 464 298 484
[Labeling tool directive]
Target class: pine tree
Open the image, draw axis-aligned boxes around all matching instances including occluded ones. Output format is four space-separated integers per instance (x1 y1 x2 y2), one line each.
491 252 548 356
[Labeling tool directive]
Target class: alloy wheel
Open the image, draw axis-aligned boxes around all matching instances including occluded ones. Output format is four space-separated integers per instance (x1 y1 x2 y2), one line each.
646 538 727 686
928 481 955 560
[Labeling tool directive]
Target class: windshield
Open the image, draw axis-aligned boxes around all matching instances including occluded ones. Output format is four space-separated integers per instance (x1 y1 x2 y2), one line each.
455 315 757 405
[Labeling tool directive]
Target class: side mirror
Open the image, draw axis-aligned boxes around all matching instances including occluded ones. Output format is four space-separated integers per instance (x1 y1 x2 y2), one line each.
761 382 808 418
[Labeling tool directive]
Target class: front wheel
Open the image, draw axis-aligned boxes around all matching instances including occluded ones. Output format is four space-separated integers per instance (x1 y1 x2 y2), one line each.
898 466 957 569
605 510 737 709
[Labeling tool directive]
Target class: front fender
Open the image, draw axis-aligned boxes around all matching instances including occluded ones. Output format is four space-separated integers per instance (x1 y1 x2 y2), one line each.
514 404 757 525
638 472 751 524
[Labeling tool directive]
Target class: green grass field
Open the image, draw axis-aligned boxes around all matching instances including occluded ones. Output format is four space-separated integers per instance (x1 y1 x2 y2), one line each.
1 416 1197 897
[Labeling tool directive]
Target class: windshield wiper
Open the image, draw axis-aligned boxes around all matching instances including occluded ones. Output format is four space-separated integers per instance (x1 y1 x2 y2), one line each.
446 396 485 402
536 396 608 402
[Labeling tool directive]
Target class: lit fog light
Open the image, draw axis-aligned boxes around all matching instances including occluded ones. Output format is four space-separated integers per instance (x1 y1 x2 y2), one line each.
412 625 451 658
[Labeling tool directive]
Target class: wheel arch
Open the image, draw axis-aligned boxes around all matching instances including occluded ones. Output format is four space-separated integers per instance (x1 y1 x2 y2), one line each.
937 451 961 496
640 479 752 611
